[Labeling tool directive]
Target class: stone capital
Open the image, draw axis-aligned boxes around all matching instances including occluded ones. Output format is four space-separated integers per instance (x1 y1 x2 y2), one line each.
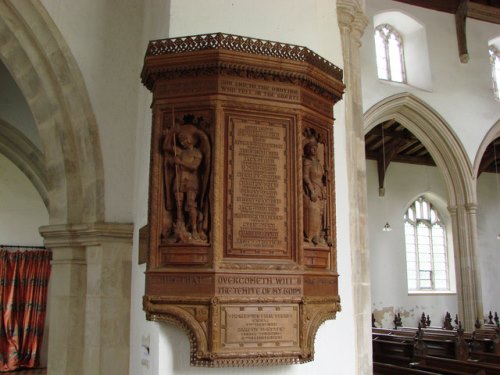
40 222 134 248
337 0 369 45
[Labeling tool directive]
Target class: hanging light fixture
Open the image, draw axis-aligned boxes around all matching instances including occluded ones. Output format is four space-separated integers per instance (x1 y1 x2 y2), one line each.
381 124 392 232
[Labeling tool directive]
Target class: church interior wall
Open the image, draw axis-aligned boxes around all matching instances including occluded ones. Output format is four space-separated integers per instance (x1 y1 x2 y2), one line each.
477 172 500 313
366 160 459 328
364 0 500 330
40 0 145 223
362 0 500 162
0 0 498 373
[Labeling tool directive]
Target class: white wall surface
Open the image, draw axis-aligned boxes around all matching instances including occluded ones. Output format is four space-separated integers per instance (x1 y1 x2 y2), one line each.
40 0 145 223
362 0 500 164
367 160 459 328
0 61 40 149
477 172 500 314
0 153 48 245
129 1 356 374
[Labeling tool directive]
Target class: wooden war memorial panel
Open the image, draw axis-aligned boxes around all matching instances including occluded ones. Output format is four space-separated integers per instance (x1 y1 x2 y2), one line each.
141 33 344 367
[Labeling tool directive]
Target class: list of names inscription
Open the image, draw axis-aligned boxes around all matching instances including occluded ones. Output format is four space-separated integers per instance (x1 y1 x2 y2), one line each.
229 119 288 256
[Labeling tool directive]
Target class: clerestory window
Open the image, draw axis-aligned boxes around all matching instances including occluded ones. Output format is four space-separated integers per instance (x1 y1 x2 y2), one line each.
489 45 500 100
375 24 406 83
404 197 449 292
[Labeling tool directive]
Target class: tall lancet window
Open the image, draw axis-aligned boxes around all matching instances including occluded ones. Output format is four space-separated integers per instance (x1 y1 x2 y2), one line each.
404 197 449 292
489 45 500 100
375 24 406 83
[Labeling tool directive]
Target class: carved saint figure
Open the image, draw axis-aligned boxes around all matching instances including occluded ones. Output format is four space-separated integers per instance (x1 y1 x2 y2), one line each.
303 135 327 245
162 117 210 243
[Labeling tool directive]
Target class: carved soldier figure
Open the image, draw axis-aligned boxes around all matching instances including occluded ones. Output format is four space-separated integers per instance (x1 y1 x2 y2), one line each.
162 117 210 243
302 135 327 245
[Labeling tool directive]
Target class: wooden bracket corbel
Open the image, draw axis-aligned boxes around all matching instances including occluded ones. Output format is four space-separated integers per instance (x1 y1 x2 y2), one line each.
377 126 405 197
455 0 469 63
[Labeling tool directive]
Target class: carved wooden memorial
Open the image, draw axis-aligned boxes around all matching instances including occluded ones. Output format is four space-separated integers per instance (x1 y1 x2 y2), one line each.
141 33 344 366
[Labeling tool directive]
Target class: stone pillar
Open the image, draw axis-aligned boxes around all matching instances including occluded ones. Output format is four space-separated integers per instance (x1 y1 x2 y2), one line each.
41 223 133 375
449 204 483 331
337 1 372 374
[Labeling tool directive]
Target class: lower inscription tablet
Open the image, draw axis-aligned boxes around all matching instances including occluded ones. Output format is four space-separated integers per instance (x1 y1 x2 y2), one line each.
220 305 299 350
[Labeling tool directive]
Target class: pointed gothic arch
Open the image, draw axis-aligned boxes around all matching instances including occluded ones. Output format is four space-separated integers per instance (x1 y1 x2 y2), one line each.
473 119 500 177
364 92 482 331
0 0 104 224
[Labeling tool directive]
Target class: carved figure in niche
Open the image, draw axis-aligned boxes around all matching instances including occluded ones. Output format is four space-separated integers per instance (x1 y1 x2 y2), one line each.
302 129 329 246
162 115 211 244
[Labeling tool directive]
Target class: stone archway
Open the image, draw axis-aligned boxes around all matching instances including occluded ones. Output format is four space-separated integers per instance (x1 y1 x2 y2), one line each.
0 0 104 225
0 119 48 208
0 2 132 374
364 93 482 331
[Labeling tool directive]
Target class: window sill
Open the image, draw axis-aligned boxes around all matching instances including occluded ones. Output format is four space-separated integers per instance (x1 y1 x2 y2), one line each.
408 290 456 296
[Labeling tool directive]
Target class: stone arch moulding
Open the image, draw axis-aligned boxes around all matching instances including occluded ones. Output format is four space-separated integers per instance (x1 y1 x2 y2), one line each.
473 119 500 178
0 119 48 208
363 92 482 331
0 0 104 224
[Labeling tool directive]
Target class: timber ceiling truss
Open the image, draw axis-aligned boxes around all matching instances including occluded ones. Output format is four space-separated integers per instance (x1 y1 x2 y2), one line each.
394 0 500 62
365 122 500 193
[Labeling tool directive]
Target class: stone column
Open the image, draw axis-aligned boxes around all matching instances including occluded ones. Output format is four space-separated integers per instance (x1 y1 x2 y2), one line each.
41 223 133 375
337 1 371 374
449 204 483 332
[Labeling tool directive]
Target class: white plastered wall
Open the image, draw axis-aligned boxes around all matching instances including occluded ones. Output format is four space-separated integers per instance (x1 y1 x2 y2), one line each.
0 154 47 245
130 1 356 374
367 160 458 328
477 172 500 314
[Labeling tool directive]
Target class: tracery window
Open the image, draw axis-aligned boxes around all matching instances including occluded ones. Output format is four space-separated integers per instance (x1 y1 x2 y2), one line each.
489 45 500 100
374 24 406 83
404 197 449 292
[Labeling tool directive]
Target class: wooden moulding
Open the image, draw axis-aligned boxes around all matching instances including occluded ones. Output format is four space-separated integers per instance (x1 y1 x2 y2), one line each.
141 33 344 367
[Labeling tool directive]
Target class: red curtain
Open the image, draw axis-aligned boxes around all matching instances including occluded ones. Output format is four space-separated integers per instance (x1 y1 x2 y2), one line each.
0 249 51 372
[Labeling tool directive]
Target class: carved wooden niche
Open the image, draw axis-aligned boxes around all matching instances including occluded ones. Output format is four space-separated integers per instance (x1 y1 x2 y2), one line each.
141 33 344 367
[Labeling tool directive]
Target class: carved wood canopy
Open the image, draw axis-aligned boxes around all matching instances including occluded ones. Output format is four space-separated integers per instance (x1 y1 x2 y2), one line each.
141 33 343 367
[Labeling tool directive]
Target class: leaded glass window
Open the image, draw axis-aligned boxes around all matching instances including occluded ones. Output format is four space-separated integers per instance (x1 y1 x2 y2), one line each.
375 24 406 83
404 197 449 291
489 46 500 100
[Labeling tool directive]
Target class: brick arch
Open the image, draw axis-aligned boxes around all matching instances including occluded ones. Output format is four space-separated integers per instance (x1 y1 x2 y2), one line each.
364 92 482 331
0 0 104 224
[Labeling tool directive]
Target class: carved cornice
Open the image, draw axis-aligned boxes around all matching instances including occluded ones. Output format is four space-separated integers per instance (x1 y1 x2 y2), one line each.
141 33 344 103
145 33 342 80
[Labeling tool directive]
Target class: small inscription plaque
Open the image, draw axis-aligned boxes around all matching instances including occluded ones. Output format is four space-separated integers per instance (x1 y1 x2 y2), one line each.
221 305 299 350
220 79 300 102
216 274 302 296
228 118 288 256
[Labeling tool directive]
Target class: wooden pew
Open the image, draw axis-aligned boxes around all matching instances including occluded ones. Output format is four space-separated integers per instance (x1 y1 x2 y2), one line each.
411 356 500 375
374 362 440 374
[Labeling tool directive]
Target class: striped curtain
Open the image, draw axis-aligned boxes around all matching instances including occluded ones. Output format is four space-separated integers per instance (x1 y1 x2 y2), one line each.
0 249 51 371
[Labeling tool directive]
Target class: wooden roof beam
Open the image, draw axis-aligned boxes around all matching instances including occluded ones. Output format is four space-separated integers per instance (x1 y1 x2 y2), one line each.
456 0 469 63
377 137 406 196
